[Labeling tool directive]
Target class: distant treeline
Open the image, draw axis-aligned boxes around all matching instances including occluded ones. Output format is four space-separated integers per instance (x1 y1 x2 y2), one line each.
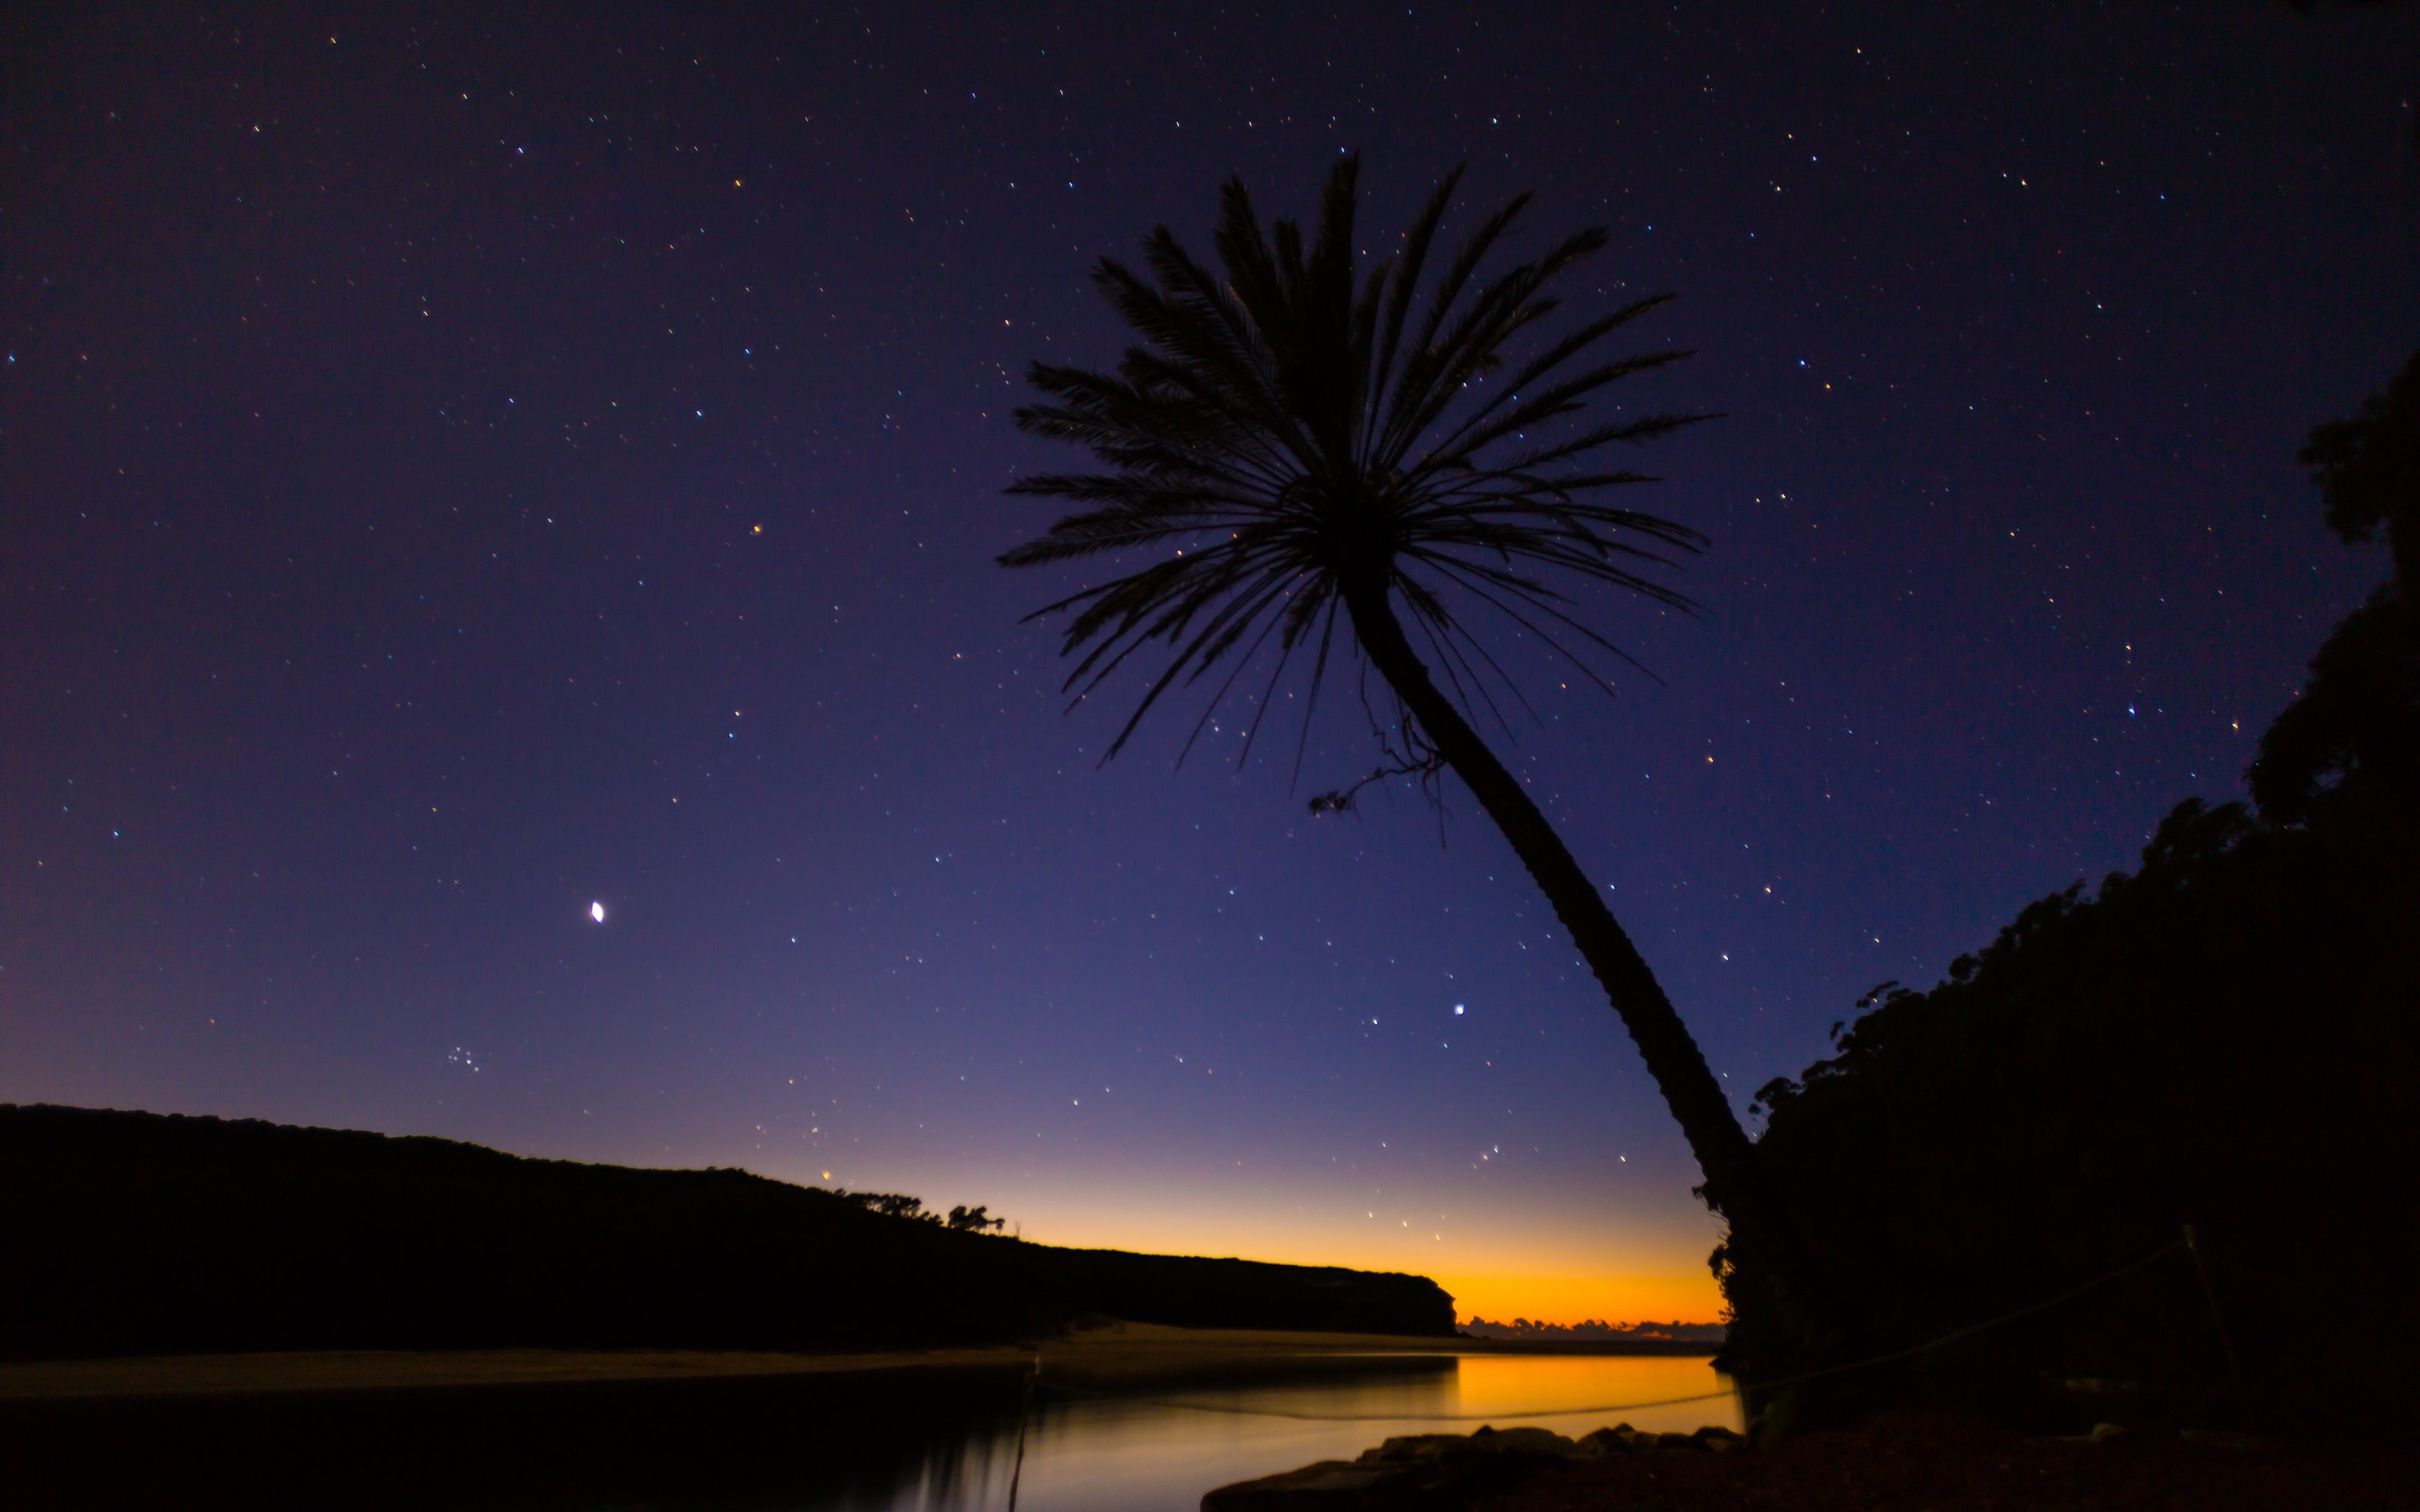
833 1189 1008 1233
1463 1318 1726 1344
0 1105 1456 1359
1720 355 2420 1431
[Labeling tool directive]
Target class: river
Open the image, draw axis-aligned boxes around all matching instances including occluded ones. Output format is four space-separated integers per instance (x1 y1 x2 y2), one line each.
3 1349 1739 1508
913 1351 1744 1512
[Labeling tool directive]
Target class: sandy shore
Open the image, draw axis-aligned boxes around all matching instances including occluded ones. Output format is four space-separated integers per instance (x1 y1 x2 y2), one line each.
0 1321 1698 1402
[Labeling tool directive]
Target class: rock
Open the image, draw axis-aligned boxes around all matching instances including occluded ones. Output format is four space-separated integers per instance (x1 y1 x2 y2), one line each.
1200 1421 1744 1508
1352 1427 1580 1465
1199 1460 1397 1511
1472 1427 1582 1458
1577 1426 1633 1455
1201 1423 1590 1508
1362 1434 1464 1465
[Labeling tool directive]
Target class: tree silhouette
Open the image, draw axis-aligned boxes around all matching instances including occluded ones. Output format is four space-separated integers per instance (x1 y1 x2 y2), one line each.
838 1189 941 1223
2249 348 2420 825
2300 346 2419 595
1000 156 1839 1363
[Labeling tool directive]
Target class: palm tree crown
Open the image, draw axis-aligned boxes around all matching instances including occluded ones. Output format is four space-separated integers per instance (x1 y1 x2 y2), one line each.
1000 155 1703 769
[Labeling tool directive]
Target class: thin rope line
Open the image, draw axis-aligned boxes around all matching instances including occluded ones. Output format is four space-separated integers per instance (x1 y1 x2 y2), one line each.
1744 1238 2190 1395
2208 1252 2303 1295
1036 1378 1738 1423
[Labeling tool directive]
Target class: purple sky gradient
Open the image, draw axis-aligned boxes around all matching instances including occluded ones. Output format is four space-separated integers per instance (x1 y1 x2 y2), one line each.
5 2 2414 1320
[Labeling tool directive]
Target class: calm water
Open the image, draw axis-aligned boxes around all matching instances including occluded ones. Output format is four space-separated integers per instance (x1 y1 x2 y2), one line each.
2 1351 1738 1509
832 1353 1742 1512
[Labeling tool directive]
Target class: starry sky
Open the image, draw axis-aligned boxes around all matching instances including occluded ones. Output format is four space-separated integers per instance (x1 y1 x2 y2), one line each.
5 4 2415 1326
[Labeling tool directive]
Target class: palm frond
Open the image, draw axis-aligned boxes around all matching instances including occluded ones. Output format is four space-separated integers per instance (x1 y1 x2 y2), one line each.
1001 155 1711 773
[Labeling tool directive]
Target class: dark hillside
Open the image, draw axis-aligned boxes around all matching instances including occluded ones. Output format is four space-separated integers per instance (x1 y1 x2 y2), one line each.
1726 801 2419 1430
0 1104 1456 1359
1719 344 2420 1434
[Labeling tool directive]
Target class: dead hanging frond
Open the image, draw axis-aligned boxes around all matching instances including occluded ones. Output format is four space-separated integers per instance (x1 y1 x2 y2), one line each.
1307 715 1447 816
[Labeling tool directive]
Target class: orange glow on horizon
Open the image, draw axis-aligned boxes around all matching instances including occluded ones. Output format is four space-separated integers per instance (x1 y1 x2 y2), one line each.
999 1184 1728 1329
1435 1266 1724 1328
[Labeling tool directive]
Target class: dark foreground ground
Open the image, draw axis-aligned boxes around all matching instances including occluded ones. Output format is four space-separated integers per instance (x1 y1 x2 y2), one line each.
1467 1410 2413 1512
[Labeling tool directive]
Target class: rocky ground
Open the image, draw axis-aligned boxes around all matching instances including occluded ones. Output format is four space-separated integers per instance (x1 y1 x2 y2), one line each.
1204 1409 2414 1511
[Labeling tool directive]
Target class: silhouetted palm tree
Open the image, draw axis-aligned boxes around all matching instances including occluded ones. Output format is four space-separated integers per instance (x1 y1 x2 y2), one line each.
1000 157 1835 1356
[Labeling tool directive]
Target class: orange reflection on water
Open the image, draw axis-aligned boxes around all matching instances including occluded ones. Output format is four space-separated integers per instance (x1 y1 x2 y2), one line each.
987 1352 1742 1512
1445 1353 1742 1433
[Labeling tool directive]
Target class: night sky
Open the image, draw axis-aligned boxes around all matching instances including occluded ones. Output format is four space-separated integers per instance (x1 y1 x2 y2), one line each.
6 4 2415 1326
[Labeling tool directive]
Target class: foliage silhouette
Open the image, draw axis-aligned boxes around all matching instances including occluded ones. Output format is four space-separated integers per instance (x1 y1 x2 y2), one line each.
2298 347 2419 585
1719 369 2420 1430
2248 585 2418 824
1000 157 1842 1371
841 1188 939 1221
2251 347 2420 826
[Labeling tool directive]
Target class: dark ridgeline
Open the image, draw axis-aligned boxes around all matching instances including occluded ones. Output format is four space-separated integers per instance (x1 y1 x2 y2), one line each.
0 1104 1456 1360
998 157 1843 1368
1718 354 2420 1433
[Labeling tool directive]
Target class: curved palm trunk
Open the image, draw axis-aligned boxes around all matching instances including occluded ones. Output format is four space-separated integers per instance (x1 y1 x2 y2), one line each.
1340 576 1845 1364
